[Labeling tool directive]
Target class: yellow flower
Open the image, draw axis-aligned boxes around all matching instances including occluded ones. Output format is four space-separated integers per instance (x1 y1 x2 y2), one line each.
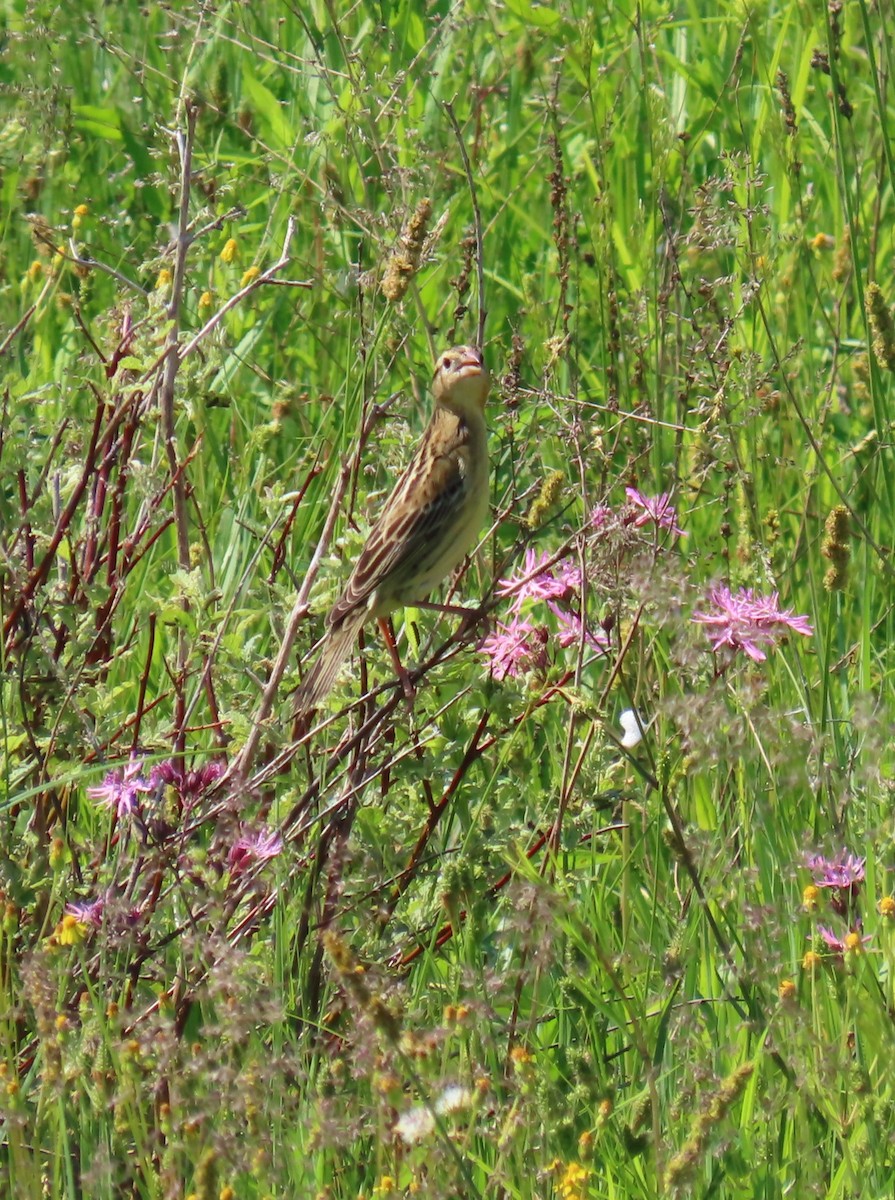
844 931 864 954
802 884 820 911
74 203 90 218
879 895 895 919
510 1044 533 1071
199 290 213 309
778 978 796 1002
26 260 43 282
802 949 821 972
55 913 86 946
220 237 238 263
156 267 173 290
240 264 260 287
557 1161 590 1200
810 232 835 251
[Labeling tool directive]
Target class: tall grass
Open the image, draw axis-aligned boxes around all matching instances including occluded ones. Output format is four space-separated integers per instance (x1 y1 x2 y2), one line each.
2 1 895 1196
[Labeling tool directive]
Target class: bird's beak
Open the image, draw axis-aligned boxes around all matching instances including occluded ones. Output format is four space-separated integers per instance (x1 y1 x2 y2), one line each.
455 349 484 374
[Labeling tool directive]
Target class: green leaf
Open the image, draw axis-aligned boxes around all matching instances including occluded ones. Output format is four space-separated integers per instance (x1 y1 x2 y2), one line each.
241 70 294 151
502 0 561 28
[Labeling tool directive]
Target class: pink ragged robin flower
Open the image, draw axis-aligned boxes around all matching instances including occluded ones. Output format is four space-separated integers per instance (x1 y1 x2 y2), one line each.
87 758 153 819
151 758 226 808
548 603 608 652
692 585 813 662
804 850 865 916
65 896 106 929
805 851 865 892
228 827 284 874
589 503 613 530
624 487 686 536
817 925 869 955
495 549 582 611
478 617 548 681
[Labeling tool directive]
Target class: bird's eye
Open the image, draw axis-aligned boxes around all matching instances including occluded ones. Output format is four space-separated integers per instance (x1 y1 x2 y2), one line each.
442 355 452 370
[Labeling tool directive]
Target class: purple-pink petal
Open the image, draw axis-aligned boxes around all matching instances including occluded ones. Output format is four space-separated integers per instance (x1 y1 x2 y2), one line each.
625 487 686 536
479 618 547 681
496 549 582 610
228 828 284 873
693 585 813 661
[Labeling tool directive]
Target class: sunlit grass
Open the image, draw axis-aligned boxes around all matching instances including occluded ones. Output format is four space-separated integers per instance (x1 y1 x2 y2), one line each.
2 0 895 1196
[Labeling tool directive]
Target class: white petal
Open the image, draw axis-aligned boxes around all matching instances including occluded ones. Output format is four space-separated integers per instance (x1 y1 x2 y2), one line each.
619 709 644 749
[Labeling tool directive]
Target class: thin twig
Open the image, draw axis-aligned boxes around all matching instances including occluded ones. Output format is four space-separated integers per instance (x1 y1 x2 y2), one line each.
160 101 199 753
443 100 487 347
66 239 148 297
232 455 354 782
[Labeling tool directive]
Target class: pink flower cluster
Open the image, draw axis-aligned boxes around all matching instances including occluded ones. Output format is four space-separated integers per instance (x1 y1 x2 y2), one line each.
87 756 226 820
624 487 686 536
480 549 606 681
693 585 813 662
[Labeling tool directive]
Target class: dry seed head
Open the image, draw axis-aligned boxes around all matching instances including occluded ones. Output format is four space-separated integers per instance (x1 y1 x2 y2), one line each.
381 198 432 302
865 282 895 371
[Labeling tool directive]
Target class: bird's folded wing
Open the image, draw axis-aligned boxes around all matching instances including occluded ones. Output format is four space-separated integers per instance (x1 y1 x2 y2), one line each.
328 451 467 626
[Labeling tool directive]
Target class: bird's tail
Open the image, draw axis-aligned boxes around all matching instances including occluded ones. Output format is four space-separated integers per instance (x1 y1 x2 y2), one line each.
292 612 365 719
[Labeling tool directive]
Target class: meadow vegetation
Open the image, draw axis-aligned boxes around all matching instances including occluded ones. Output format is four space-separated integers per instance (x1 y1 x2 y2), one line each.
2 1 895 1196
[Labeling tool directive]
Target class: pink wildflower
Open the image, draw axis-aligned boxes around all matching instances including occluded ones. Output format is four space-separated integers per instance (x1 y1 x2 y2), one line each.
496 549 582 611
65 896 105 929
479 618 548 681
692 585 813 661
805 851 865 891
624 487 686 536
817 925 869 955
805 850 865 917
87 758 153 819
152 759 226 808
548 603 608 652
228 827 284 874
589 504 613 530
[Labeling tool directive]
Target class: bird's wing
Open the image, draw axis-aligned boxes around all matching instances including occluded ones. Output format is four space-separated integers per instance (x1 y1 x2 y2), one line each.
328 447 467 627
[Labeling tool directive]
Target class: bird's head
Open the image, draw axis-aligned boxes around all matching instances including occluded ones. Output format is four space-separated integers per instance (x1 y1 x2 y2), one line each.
432 345 490 414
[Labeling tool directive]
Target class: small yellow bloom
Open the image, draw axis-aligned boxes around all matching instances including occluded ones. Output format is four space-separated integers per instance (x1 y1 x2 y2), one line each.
199 290 213 309
802 884 820 911
156 267 173 291
509 1045 532 1066
844 931 863 953
778 978 796 1002
802 949 822 971
220 1187 235 1200
597 1097 613 1123
74 204 90 218
810 232 835 251
56 913 86 946
879 895 895 919
26 260 43 282
557 1161 590 1200
220 237 238 263
240 265 260 287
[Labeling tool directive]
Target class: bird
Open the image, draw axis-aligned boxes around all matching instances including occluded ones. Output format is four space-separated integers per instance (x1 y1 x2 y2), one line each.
293 344 491 718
